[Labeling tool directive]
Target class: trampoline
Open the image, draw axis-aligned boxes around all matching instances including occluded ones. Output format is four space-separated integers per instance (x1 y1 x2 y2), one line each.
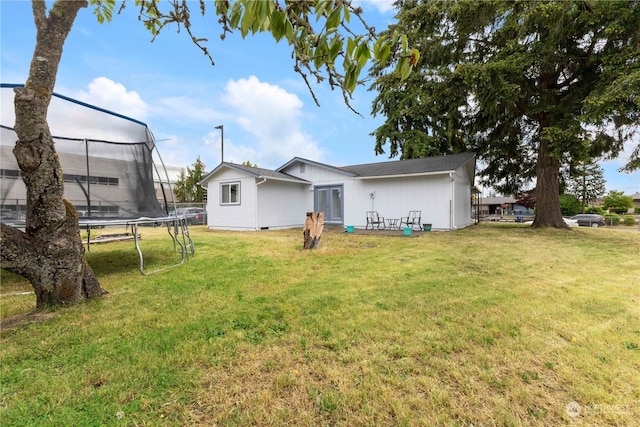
1 83 194 274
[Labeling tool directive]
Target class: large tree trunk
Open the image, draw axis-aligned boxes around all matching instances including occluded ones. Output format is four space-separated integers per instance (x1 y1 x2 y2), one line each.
532 138 568 229
0 0 105 308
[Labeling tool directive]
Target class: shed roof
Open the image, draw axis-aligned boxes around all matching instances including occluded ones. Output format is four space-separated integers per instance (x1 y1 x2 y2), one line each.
340 152 476 178
480 196 517 205
278 152 475 178
277 157 357 176
199 162 311 185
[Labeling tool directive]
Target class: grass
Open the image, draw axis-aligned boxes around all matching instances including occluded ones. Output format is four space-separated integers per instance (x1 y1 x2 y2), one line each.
1 224 639 426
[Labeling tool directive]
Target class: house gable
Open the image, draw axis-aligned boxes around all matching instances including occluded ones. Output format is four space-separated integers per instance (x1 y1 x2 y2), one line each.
200 162 310 186
277 157 355 182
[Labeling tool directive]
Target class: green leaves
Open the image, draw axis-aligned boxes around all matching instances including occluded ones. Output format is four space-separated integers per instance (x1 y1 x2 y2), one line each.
116 0 417 107
89 0 115 25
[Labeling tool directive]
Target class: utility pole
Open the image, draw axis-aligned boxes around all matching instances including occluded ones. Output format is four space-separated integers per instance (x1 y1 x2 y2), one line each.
215 124 224 163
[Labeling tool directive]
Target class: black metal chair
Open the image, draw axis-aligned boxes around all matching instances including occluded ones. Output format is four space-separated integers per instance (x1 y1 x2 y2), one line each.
400 210 422 230
366 211 385 230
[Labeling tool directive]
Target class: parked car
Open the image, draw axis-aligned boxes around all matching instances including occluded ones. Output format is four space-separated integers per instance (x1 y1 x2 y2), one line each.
570 214 606 227
171 207 207 225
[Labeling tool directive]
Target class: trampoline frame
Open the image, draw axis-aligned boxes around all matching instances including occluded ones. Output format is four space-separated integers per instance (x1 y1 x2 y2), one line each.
2 83 196 275
80 216 194 275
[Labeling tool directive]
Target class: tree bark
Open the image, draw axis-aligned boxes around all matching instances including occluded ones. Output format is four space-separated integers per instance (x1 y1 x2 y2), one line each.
532 137 568 229
303 212 324 249
0 0 106 308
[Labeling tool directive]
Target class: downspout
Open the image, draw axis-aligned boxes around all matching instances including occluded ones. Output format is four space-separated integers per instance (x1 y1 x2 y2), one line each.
256 177 267 230
450 172 454 230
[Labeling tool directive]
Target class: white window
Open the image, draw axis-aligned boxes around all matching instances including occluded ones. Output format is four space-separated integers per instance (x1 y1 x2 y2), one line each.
220 182 240 205
299 163 305 173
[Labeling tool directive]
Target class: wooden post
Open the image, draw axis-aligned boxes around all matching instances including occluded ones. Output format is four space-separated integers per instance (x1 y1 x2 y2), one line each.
303 212 324 249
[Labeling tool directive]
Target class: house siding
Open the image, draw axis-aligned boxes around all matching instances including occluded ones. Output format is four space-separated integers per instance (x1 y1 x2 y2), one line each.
343 175 453 229
256 180 310 229
203 154 475 232
205 169 257 230
282 159 473 230
452 171 472 229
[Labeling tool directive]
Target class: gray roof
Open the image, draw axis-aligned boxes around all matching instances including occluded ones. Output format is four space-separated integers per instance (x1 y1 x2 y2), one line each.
481 196 517 205
202 152 476 185
277 157 357 176
200 162 311 185
340 152 476 178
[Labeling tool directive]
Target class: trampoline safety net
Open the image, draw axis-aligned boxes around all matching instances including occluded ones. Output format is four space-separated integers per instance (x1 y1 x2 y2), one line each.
1 83 172 220
1 84 194 274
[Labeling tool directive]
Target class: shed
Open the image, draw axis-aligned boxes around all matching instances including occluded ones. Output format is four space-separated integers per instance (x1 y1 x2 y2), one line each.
200 152 476 231
199 163 311 230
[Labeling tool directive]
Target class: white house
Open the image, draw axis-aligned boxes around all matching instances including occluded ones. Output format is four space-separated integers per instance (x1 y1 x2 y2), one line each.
199 152 476 231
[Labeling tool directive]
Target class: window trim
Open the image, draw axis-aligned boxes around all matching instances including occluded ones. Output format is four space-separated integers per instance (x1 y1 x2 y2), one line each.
220 181 241 205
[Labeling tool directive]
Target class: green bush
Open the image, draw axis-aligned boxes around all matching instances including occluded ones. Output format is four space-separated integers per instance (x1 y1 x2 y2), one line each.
604 214 620 226
585 206 606 215
559 194 581 216
635 207 640 214
623 215 637 226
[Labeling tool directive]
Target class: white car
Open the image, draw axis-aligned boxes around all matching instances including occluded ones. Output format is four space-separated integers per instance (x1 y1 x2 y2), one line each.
522 218 579 227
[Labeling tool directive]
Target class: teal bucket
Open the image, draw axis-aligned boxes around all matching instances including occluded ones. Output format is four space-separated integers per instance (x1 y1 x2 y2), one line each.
422 224 432 232
403 227 412 236
346 225 355 233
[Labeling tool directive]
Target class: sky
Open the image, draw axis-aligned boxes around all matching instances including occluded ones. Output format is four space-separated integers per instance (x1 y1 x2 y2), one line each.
1 0 638 196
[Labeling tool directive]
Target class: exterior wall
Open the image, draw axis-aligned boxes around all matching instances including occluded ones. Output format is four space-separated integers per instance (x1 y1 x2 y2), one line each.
205 169 257 230
280 161 350 184
204 168 311 230
206 159 474 231
452 170 472 229
344 174 454 229
283 159 473 230
256 180 310 229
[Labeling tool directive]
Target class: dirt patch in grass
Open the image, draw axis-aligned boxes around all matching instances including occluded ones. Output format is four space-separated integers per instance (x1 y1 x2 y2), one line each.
1 310 57 333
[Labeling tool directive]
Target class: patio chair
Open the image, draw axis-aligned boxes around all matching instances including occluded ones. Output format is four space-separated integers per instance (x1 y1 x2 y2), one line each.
366 211 385 230
400 210 422 231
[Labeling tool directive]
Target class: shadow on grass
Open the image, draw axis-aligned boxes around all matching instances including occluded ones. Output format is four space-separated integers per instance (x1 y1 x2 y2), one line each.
85 245 186 276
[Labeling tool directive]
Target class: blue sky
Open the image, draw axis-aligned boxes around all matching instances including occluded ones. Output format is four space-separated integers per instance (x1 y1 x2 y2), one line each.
1 0 638 196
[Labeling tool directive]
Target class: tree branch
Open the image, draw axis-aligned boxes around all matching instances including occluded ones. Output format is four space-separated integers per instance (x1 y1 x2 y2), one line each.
31 0 47 32
0 223 43 282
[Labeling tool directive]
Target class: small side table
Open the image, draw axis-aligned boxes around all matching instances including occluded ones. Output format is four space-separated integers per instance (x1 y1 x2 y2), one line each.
386 218 400 230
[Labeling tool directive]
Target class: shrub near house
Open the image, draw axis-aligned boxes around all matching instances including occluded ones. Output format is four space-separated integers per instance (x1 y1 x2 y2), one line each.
604 214 620 226
603 190 633 214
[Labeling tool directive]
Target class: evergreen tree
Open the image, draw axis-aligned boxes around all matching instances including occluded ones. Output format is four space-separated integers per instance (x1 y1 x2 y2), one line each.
371 0 640 228
174 157 206 203
566 161 606 212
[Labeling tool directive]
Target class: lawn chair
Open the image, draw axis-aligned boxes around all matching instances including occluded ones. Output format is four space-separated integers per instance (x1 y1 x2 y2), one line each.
400 210 422 231
366 211 385 230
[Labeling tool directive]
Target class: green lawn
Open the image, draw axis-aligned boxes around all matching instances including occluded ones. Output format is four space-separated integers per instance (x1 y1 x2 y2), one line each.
1 224 639 426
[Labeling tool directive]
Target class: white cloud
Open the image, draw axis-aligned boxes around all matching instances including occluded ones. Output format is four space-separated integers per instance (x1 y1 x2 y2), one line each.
72 77 148 120
219 76 323 167
355 0 396 14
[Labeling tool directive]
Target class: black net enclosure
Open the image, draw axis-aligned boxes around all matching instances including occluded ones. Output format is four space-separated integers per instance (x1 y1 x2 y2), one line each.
1 83 175 221
1 83 193 274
